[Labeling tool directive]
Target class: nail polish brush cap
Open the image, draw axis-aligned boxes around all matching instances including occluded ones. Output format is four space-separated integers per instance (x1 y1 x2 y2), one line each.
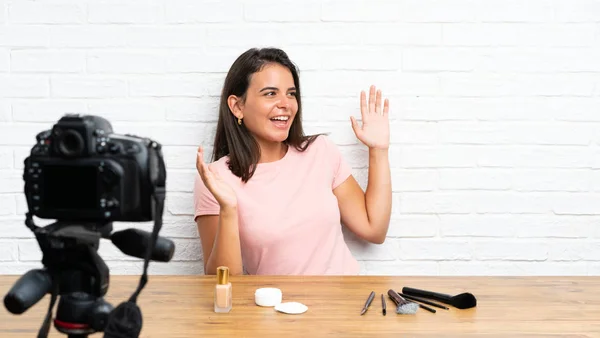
217 266 229 285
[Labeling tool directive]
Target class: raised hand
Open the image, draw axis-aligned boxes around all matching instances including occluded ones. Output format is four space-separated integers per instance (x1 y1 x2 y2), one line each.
350 85 390 150
196 146 237 209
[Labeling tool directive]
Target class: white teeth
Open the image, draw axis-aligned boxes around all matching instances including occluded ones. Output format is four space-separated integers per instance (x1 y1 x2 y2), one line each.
271 116 289 121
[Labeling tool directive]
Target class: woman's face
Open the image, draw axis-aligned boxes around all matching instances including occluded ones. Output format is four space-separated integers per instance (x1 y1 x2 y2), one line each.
231 63 298 145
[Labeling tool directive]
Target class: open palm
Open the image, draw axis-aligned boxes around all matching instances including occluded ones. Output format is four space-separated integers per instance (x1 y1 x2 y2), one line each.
196 146 237 208
350 85 390 149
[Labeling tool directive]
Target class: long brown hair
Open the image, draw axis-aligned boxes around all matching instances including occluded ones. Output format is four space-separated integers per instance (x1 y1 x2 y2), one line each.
211 47 321 183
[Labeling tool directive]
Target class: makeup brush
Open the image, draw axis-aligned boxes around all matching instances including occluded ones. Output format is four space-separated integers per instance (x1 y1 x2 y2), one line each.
360 291 375 315
387 289 418 315
399 293 449 310
402 287 477 309
392 290 436 313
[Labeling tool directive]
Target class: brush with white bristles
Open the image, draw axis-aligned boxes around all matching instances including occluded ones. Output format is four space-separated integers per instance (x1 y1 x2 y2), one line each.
387 289 419 315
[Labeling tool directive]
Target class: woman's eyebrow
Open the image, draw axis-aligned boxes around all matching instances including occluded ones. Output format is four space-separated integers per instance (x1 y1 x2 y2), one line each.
259 86 297 92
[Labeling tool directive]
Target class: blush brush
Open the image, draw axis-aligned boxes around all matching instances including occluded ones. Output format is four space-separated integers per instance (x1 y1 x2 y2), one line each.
387 289 418 315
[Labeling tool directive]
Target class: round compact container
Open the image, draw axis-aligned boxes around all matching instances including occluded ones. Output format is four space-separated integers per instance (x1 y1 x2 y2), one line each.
254 287 283 307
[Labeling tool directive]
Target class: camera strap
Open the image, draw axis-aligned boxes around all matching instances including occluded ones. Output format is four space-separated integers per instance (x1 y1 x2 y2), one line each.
103 187 165 338
104 142 166 338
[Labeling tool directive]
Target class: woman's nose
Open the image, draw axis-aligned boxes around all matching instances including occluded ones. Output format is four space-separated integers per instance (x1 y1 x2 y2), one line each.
278 96 290 109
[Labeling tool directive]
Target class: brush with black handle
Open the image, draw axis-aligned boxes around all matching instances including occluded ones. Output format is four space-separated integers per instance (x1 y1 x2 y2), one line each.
399 293 449 310
402 286 477 309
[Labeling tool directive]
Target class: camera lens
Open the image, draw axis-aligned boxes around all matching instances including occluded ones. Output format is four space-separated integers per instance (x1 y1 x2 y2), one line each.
58 129 85 157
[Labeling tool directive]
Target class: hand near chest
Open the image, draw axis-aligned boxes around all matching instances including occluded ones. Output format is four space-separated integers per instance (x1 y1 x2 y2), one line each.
196 146 238 209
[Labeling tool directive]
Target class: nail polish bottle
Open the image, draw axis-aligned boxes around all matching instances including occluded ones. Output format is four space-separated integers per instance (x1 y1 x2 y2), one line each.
214 266 232 313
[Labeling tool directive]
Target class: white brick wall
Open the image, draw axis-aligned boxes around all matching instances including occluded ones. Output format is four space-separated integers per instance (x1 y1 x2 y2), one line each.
0 0 599 276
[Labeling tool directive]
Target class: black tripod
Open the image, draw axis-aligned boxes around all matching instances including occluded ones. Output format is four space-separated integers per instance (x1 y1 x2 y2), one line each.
3 215 174 337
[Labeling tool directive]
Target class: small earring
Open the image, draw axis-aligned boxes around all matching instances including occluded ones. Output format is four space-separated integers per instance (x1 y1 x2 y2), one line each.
238 117 242 125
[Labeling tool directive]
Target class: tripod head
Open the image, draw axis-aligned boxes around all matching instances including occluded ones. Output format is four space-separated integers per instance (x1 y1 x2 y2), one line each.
4 216 175 337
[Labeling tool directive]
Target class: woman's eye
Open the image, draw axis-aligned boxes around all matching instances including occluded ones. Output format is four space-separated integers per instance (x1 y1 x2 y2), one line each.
264 91 296 97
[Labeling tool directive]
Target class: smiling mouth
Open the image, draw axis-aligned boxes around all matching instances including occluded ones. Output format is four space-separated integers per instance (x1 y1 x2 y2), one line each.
270 116 290 128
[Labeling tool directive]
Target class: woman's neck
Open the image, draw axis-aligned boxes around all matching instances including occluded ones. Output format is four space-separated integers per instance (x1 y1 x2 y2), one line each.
257 140 288 163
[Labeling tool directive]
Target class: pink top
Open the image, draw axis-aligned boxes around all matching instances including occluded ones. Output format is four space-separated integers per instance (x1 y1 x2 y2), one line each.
193 135 360 275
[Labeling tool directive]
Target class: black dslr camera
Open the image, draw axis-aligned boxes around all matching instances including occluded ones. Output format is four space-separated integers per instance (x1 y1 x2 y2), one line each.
3 114 175 338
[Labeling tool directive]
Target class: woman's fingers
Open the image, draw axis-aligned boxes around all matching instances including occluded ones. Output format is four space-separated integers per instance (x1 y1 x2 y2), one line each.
368 85 376 113
197 146 214 183
360 90 367 120
196 146 206 174
375 89 382 114
383 98 390 115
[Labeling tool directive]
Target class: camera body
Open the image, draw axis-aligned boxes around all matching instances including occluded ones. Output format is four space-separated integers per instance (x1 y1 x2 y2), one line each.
24 114 163 223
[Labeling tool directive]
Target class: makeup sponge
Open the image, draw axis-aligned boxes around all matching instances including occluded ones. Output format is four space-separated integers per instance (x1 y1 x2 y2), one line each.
274 302 308 315
255 287 282 307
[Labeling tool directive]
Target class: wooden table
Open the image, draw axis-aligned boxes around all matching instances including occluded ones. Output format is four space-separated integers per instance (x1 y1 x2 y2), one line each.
1 275 599 337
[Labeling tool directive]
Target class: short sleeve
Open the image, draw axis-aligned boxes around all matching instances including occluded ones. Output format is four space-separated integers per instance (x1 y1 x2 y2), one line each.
193 172 220 220
320 135 353 189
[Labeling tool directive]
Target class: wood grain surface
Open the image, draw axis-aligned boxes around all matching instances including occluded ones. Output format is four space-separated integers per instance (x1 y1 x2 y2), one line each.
1 275 599 338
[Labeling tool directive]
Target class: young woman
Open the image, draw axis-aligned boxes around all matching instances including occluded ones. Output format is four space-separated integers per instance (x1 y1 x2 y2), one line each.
194 47 392 275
